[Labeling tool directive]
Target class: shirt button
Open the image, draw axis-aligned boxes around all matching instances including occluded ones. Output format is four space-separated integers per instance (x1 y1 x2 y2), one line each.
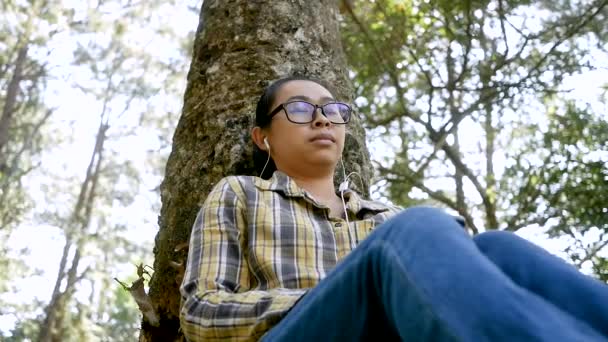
334 222 342 227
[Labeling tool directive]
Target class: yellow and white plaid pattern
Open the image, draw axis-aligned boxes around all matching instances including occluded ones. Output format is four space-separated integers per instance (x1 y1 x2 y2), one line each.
180 171 400 341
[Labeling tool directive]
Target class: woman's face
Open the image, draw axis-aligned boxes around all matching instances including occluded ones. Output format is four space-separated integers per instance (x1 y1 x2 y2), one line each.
263 80 346 174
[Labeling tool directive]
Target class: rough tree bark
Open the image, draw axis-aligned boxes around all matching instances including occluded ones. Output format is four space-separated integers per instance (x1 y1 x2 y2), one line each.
142 0 372 340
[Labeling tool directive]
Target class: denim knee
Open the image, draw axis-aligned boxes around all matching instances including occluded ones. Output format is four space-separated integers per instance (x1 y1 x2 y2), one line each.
473 230 517 253
376 206 466 241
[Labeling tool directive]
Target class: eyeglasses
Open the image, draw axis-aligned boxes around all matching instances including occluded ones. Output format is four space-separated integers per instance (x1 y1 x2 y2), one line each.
268 100 352 124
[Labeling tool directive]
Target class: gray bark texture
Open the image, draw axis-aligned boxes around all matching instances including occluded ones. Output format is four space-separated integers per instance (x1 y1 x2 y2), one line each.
142 0 373 340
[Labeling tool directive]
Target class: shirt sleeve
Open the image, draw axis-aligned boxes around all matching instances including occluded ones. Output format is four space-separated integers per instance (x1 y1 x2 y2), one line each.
179 177 307 342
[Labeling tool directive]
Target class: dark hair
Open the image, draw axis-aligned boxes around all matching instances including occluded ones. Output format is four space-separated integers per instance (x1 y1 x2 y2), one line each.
253 75 333 179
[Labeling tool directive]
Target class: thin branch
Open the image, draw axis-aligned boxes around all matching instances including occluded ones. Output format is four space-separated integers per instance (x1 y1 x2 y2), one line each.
502 0 607 78
115 264 160 327
577 237 608 267
497 0 510 61
374 0 439 88
453 2 473 85
376 162 479 233
342 0 425 125
504 215 557 232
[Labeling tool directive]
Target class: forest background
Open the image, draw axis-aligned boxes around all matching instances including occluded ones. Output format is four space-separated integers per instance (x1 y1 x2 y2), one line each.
1 0 606 340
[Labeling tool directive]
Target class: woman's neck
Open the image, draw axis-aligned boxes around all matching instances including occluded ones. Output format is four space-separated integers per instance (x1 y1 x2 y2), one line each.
282 169 339 203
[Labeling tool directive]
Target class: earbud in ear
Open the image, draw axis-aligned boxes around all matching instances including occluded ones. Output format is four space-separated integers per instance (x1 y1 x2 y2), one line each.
263 137 270 150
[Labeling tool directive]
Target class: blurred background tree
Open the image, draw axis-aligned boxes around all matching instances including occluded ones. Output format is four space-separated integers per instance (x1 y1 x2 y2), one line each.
1 0 198 340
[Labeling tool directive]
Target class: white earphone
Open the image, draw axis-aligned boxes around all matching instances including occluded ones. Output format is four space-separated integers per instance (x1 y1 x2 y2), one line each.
259 137 271 178
263 137 270 151
338 158 365 249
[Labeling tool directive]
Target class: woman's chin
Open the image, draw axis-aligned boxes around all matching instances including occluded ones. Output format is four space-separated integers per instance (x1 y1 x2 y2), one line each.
304 153 340 168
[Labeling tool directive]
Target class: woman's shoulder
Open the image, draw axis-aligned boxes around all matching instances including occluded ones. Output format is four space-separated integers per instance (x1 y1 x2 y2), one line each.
210 174 269 195
353 192 403 211
211 174 256 189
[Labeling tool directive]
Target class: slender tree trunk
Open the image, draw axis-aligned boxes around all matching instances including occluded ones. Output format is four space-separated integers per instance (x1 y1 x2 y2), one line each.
38 120 107 342
0 45 28 169
454 131 466 211
38 235 71 342
484 103 498 229
143 0 372 340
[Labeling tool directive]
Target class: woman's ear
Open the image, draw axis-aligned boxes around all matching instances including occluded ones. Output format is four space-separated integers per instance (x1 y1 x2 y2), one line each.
251 126 267 151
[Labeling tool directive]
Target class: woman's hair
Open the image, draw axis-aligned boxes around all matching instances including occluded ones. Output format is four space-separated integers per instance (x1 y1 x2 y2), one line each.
253 75 333 179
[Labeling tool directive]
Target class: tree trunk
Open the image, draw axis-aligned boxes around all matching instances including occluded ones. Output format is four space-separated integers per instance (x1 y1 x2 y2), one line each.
142 0 372 340
484 103 498 229
0 45 28 170
38 120 107 342
453 131 466 212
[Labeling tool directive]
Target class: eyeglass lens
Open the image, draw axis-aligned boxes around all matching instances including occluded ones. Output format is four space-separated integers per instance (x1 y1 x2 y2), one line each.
284 101 350 123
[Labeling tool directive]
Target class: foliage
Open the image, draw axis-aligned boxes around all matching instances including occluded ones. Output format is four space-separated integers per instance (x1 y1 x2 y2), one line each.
95 282 143 341
2 314 42 342
0 0 67 232
502 99 608 273
0 0 197 339
0 0 71 326
341 0 608 276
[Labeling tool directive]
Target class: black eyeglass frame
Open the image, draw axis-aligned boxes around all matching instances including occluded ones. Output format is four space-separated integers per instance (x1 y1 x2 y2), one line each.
267 100 352 124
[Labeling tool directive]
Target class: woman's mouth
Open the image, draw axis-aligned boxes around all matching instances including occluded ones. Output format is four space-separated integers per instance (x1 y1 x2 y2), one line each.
310 133 335 143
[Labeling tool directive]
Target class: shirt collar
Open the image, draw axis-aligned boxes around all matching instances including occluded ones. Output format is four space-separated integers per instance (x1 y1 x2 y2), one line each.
254 170 306 197
344 190 392 213
254 170 391 214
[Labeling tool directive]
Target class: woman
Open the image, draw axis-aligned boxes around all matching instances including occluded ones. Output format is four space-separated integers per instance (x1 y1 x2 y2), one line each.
179 76 608 341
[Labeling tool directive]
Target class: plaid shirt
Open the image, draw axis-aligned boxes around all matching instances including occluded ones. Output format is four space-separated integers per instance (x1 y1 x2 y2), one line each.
180 171 401 341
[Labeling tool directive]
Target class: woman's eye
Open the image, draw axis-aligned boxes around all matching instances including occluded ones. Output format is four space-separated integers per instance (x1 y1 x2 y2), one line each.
324 104 340 115
287 103 312 114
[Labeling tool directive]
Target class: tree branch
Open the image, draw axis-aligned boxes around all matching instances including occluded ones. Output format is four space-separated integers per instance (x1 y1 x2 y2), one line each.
376 162 479 233
577 237 608 268
116 264 160 327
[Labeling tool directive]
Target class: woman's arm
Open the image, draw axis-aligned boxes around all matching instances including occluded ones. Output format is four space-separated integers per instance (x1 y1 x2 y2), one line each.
180 177 306 342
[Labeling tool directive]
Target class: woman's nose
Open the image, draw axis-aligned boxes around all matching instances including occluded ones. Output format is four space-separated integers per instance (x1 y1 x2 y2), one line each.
312 108 331 127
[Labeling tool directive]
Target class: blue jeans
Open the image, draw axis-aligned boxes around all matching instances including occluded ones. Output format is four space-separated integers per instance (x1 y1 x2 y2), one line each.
261 207 608 341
